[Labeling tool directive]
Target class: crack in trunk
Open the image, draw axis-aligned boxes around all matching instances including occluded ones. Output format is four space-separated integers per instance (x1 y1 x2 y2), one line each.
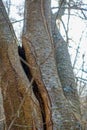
18 46 46 130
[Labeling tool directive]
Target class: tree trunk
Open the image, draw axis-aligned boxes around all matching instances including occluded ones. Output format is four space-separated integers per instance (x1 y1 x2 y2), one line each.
22 0 82 129
52 12 83 129
0 0 83 130
0 1 43 130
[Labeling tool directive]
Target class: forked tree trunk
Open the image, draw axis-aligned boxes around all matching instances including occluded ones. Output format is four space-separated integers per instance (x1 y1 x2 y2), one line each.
22 0 82 129
0 0 83 130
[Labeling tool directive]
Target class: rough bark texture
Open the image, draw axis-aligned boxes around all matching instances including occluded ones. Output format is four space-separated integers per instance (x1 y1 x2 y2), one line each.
0 1 43 130
22 37 53 130
22 0 81 129
52 12 83 129
0 0 83 130
54 31 81 114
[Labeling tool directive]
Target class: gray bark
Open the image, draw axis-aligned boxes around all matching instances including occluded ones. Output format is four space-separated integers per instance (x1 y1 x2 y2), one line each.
22 0 81 129
52 12 82 129
0 0 83 129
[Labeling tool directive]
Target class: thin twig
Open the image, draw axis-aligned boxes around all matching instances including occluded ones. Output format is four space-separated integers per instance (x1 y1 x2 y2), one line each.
20 56 37 70
51 6 87 12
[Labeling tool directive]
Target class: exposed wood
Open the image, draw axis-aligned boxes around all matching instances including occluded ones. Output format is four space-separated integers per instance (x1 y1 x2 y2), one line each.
22 37 53 130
